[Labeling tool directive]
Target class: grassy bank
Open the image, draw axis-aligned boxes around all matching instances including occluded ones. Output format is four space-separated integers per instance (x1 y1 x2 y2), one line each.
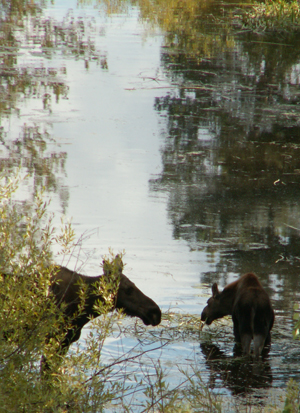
235 0 300 32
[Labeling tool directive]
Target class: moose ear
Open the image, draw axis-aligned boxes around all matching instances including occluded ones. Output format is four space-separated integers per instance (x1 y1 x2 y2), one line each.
103 255 124 277
103 259 112 276
115 254 124 273
212 283 219 297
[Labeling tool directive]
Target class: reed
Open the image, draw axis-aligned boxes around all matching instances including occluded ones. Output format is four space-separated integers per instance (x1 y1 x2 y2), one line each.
237 0 300 32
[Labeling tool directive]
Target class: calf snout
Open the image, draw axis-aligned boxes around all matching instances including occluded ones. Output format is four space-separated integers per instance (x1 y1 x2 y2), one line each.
201 309 206 321
201 306 210 323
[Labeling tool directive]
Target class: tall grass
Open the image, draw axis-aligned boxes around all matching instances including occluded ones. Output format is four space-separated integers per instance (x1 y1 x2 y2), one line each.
236 0 300 32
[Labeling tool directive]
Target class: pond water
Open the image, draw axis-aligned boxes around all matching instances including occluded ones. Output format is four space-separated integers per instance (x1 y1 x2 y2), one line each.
1 0 300 410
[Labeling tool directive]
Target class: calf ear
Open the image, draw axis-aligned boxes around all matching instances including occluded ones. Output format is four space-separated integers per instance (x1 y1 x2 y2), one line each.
212 283 219 297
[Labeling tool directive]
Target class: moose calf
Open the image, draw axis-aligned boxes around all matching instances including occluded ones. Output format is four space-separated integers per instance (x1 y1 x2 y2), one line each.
201 273 274 358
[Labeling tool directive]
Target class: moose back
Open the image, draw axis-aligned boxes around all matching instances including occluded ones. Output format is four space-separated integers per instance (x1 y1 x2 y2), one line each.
201 273 274 358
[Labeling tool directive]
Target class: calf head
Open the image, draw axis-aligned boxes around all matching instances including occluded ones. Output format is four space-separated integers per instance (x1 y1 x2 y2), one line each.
201 283 228 325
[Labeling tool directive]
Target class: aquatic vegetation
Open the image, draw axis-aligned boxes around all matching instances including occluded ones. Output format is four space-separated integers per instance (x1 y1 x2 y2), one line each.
281 379 300 413
237 0 300 32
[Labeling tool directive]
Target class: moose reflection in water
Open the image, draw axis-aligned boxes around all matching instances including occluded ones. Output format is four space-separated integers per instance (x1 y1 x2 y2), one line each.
52 256 162 352
200 342 273 396
201 273 274 358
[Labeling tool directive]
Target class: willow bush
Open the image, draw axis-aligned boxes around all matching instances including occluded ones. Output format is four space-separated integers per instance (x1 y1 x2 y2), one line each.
0 171 196 412
0 171 131 412
0 173 68 411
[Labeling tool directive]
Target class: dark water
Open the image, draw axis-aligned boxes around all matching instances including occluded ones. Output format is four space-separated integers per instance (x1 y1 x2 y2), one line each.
1 0 300 410
147 5 300 406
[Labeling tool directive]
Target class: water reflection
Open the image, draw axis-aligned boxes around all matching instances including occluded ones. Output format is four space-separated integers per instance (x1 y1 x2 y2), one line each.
0 1 108 210
200 342 273 396
145 4 300 402
149 9 300 313
1 0 300 408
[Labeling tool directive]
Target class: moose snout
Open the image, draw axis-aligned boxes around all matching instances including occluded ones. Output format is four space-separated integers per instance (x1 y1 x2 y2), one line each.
201 306 210 324
145 306 161 326
153 307 162 326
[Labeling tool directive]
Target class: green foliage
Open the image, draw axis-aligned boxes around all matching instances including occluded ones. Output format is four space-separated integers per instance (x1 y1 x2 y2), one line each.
237 0 300 32
282 379 300 413
0 172 70 411
293 302 300 339
0 171 129 412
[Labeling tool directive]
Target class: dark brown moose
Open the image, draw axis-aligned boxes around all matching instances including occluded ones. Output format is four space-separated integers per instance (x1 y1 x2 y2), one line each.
201 273 274 358
51 257 161 352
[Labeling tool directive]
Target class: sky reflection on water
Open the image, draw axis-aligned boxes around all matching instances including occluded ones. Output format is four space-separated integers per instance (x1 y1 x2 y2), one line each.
1 0 300 409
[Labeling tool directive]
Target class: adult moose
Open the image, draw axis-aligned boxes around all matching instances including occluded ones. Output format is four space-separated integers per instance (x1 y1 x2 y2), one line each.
201 273 274 358
51 255 162 352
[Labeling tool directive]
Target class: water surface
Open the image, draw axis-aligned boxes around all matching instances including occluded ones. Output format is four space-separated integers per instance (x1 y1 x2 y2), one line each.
1 0 300 410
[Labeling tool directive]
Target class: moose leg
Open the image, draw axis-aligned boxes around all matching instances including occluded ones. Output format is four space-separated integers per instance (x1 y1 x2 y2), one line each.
264 310 275 346
232 313 241 342
233 305 253 356
253 310 272 358
253 334 265 359
265 331 271 345
241 334 252 356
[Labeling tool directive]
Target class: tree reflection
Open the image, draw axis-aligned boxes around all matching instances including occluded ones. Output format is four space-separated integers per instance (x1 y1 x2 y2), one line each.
0 1 107 211
135 0 240 60
0 124 69 211
148 0 300 303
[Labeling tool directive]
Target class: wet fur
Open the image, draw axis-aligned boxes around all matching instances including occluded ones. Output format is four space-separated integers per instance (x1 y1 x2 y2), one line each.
201 273 274 358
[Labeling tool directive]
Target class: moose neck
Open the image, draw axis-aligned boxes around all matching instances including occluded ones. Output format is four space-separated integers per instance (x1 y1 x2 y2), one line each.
52 268 120 350
219 281 239 316
51 265 161 351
